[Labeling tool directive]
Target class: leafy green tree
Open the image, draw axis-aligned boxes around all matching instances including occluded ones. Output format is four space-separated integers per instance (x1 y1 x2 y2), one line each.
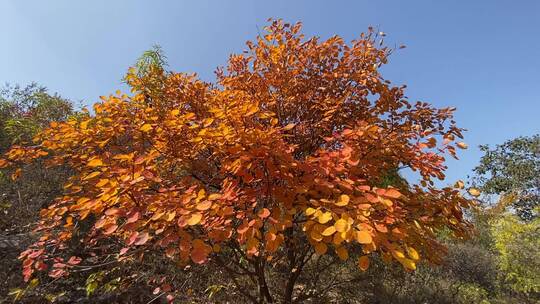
0 83 73 153
473 135 540 220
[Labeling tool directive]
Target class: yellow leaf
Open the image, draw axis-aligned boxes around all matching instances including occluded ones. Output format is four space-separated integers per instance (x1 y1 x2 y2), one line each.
392 249 406 259
202 118 214 127
96 179 109 187
166 211 176 222
406 247 420 260
196 201 212 211
305 207 317 216
87 159 103 167
151 211 164 221
468 187 481 197
187 213 202 226
358 255 370 271
454 180 465 189
456 142 468 149
83 171 101 180
80 120 89 130
207 193 221 201
398 257 416 270
336 194 349 206
334 219 348 233
318 212 332 224
282 123 296 131
245 105 259 116
332 232 345 245
321 226 336 236
140 124 152 132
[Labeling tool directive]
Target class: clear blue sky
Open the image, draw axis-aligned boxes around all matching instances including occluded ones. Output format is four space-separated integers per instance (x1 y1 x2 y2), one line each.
1 0 539 185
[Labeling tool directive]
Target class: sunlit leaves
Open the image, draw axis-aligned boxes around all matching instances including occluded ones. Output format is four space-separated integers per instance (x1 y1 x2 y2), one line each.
334 219 348 233
468 188 481 197
3 19 474 286
317 212 333 224
140 123 152 132
336 194 349 206
321 226 336 236
355 231 372 244
305 207 317 216
406 246 420 261
196 201 212 211
282 123 296 131
187 213 202 226
87 158 103 167
456 142 468 149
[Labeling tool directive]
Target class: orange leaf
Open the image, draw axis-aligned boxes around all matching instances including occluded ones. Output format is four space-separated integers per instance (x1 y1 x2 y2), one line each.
358 255 370 271
356 230 372 244
335 246 349 260
102 223 118 235
0 159 9 168
384 188 401 199
196 201 212 211
282 123 296 131
314 242 327 255
456 142 468 149
11 168 22 181
258 208 270 219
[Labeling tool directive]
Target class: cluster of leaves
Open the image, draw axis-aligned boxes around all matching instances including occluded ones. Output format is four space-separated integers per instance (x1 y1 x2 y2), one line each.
1 20 474 302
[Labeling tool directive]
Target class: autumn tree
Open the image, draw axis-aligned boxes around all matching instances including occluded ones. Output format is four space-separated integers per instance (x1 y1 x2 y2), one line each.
0 20 474 303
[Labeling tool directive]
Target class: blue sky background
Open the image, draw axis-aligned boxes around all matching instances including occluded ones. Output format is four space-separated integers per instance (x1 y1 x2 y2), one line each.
1 0 539 185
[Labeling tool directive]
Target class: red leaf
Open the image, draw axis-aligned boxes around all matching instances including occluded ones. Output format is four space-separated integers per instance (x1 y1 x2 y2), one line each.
258 208 270 219
102 223 118 235
67 256 82 265
134 232 150 246
126 211 140 223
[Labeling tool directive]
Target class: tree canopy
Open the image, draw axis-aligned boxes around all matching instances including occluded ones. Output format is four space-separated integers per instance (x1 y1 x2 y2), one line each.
0 20 474 303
